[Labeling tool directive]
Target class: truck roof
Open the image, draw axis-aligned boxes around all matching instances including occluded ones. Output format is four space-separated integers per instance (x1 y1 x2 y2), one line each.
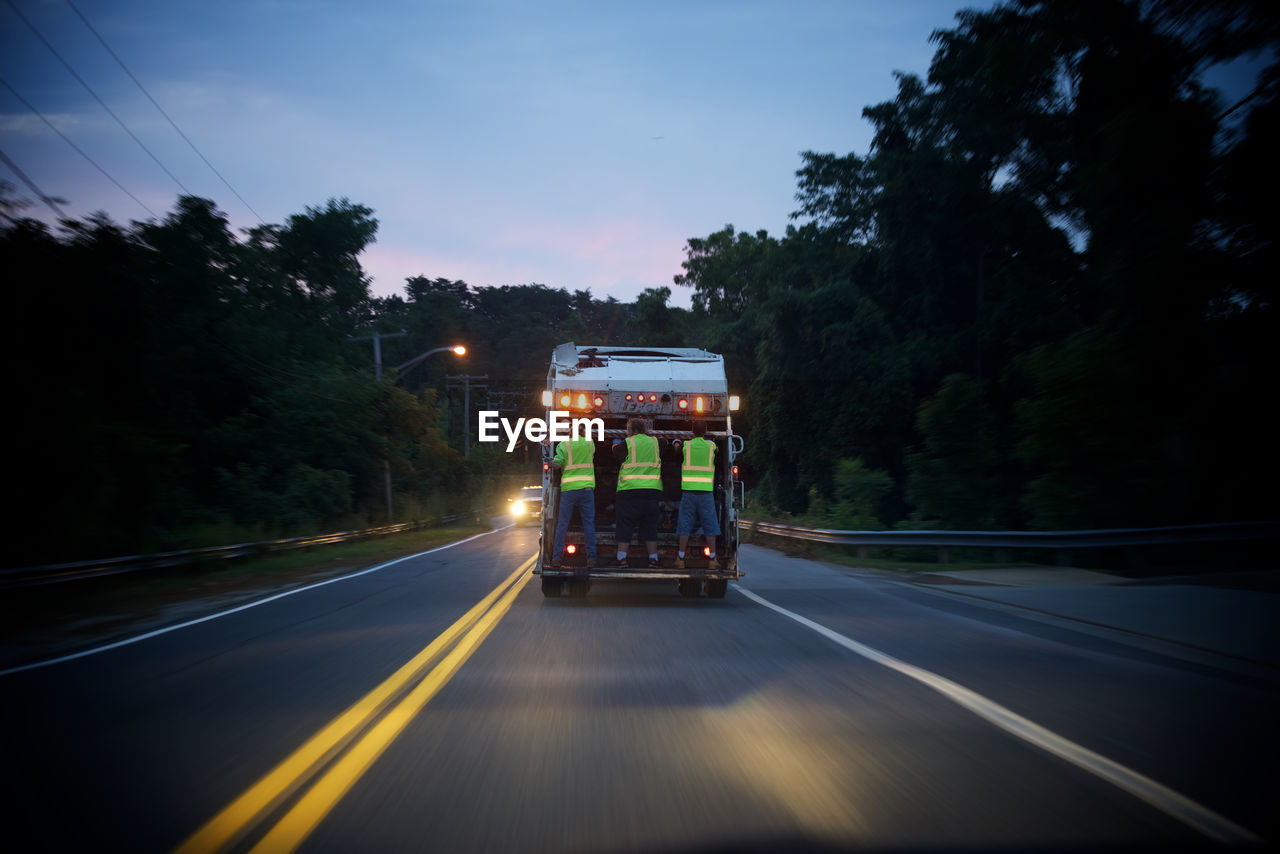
549 343 727 393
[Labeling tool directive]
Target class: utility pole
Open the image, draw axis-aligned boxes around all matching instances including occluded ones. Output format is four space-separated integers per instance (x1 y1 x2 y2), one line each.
446 374 488 458
349 328 407 382
349 329 407 522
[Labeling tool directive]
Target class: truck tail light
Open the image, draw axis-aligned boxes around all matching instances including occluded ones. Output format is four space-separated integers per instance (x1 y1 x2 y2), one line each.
703 546 712 557
729 395 740 411
543 463 550 472
566 544 577 555
648 394 657 402
677 398 688 410
732 465 739 478
559 393 571 407
593 395 604 407
695 396 705 413
624 394 633 401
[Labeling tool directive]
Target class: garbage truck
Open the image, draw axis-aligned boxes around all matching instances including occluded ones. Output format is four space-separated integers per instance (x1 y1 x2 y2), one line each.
535 343 745 598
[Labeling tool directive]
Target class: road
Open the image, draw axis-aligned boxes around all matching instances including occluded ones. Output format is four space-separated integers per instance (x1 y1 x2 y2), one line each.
3 524 1275 852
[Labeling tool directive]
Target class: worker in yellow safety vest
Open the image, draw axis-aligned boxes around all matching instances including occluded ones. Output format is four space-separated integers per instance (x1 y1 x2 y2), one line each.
611 418 668 567
552 435 597 566
674 420 721 569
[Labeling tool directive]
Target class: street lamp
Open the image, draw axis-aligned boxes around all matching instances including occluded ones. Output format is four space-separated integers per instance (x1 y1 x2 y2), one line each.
349 333 468 522
394 345 466 382
375 343 467 522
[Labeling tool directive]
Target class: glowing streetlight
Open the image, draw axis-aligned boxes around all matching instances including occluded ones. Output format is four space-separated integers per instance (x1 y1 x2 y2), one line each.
394 344 466 381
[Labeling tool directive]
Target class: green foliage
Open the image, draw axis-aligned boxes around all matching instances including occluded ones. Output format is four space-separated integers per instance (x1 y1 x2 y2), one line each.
906 375 1014 529
677 0 1279 529
2 183 715 564
803 458 893 530
2 194 479 565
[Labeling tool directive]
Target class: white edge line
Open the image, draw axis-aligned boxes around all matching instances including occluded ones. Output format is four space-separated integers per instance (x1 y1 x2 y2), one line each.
731 583 1261 845
1 527 510 677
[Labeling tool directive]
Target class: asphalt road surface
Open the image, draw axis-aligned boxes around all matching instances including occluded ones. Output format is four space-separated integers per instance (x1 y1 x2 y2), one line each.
3 524 1275 852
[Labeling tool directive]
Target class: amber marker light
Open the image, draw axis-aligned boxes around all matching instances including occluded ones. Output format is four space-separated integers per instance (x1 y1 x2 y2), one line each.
729 395 741 411
451 345 467 356
559 393 571 407
541 390 553 406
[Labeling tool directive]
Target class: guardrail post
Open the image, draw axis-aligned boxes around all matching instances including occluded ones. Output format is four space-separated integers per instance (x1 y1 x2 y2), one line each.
857 545 868 560
939 547 952 565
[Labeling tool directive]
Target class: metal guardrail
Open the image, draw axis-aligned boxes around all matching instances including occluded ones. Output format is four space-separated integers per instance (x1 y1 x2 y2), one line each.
743 520 1280 562
1 515 460 589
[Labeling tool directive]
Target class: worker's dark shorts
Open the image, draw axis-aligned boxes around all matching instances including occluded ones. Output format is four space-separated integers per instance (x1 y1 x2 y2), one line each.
615 497 659 546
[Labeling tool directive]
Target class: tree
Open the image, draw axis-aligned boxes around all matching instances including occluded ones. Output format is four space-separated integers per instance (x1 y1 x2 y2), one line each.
905 375 1014 528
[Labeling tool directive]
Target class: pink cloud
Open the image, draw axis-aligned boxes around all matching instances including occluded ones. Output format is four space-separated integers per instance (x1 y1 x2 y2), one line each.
363 217 695 307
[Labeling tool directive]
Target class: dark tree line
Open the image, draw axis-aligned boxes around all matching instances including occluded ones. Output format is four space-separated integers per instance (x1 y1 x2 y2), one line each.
674 0 1279 530
1 191 689 565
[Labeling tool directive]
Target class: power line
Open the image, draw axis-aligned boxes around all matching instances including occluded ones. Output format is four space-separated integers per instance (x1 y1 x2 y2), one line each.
62 0 264 224
4 0 192 196
1 76 159 218
0 144 68 220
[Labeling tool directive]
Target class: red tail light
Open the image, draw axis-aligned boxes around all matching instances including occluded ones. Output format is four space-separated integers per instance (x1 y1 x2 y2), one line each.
677 399 688 410
703 546 712 557
566 544 577 555
593 395 604 407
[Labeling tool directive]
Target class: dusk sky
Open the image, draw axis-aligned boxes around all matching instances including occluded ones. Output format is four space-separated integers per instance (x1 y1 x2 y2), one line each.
0 1 1258 307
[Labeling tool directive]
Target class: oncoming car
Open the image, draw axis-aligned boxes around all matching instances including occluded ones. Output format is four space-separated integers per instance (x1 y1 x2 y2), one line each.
509 486 543 527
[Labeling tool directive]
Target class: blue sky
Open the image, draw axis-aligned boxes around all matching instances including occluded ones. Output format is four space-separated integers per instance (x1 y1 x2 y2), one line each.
0 1 1259 308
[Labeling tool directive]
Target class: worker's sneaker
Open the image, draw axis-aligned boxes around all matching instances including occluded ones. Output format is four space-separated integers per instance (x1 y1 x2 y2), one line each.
648 557 660 569
707 557 719 570
674 557 685 569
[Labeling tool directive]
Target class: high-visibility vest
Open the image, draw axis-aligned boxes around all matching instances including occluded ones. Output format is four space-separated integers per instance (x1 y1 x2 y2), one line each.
558 438 595 491
618 434 661 491
681 437 716 491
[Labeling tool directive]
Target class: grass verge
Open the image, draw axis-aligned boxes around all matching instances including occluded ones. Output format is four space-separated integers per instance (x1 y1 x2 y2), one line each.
742 531 1054 573
0 522 490 670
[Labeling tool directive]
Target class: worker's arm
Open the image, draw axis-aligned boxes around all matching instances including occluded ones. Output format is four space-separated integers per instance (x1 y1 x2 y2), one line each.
551 442 568 469
612 439 627 462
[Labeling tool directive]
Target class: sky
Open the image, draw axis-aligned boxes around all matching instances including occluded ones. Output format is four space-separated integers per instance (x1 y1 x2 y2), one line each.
0 0 975 307
0 1 1261 309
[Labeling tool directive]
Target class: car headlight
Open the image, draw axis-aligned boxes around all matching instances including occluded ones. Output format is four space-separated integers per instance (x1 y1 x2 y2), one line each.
512 501 526 516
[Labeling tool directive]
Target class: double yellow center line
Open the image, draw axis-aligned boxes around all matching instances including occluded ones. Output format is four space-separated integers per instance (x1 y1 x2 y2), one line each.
176 555 536 854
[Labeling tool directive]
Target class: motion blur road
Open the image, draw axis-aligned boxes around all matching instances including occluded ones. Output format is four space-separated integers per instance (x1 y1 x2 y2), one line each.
3 524 1275 852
